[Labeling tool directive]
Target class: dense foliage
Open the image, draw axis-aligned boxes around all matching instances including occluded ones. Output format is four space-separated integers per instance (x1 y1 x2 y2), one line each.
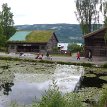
0 3 16 49
75 0 107 43
0 24 6 48
100 0 107 42
67 43 83 53
0 3 16 39
75 0 100 35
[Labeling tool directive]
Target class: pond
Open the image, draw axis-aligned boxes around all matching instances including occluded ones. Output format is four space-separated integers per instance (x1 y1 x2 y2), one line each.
0 61 84 107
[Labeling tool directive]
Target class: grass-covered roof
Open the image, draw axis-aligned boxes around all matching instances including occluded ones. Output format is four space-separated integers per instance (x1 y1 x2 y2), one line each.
8 30 54 43
26 30 53 43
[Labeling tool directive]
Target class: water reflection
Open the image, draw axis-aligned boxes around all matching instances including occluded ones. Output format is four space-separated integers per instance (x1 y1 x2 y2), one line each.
53 64 83 93
9 81 50 104
1 83 14 95
79 70 107 88
80 76 107 88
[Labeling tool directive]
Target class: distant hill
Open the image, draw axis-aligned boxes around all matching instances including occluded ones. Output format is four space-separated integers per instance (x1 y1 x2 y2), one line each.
15 24 83 43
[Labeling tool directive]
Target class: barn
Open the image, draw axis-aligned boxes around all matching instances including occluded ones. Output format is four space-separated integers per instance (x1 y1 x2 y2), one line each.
8 30 58 54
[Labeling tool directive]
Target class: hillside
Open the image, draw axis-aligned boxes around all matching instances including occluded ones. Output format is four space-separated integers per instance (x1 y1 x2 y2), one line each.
15 24 83 43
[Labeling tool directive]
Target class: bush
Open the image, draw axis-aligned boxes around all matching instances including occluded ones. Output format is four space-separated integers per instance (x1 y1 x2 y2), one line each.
32 80 83 107
39 80 65 107
67 43 83 53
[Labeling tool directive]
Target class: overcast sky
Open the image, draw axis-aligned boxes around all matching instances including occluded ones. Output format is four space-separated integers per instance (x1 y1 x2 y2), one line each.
0 0 79 25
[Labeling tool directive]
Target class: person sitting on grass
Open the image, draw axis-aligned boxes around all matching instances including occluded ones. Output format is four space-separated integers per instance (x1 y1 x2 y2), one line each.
38 54 43 59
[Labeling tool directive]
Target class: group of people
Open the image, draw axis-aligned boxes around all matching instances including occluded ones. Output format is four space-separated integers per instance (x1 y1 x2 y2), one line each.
35 51 52 60
19 51 92 61
76 51 92 61
35 53 43 59
35 51 92 61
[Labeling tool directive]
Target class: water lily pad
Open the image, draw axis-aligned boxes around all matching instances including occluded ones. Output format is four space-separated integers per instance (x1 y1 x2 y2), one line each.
84 74 96 77
99 76 107 81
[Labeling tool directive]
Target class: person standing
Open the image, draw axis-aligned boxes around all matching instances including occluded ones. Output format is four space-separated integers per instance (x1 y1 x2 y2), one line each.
46 51 49 57
77 51 80 60
88 51 92 61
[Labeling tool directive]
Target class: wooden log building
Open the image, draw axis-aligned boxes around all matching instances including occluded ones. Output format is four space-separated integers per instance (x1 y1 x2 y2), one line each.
83 27 107 57
7 30 58 53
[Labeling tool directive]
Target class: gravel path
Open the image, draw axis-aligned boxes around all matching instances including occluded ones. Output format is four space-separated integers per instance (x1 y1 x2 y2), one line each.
0 52 106 66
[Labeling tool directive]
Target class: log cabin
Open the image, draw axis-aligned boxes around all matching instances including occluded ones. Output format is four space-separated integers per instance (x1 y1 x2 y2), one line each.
83 27 107 57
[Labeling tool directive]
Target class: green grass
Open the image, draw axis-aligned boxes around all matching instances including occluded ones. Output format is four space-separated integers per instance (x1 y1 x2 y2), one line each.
96 87 107 107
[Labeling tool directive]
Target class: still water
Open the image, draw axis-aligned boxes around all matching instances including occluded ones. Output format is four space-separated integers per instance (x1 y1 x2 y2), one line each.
0 64 84 107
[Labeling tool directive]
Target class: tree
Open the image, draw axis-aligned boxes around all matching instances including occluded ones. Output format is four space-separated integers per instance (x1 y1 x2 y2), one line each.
75 0 100 35
0 24 6 47
100 0 107 41
100 0 107 26
67 43 83 53
0 3 16 40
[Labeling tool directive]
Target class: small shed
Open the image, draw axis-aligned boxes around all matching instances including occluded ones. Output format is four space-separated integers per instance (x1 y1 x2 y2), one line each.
8 30 58 53
83 27 107 57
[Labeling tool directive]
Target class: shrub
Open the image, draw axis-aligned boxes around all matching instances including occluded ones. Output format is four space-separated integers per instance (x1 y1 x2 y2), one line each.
32 80 83 107
67 43 83 53
39 80 65 107
64 93 83 107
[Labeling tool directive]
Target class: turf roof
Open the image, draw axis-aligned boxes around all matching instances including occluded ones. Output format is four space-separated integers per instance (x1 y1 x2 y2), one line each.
26 30 53 43
8 30 54 43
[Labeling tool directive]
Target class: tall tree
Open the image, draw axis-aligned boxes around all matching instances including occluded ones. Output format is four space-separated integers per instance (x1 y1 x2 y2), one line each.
0 3 16 40
100 0 107 26
75 0 100 35
100 0 107 41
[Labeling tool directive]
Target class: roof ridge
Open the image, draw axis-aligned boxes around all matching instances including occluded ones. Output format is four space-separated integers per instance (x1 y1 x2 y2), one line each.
83 27 107 38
